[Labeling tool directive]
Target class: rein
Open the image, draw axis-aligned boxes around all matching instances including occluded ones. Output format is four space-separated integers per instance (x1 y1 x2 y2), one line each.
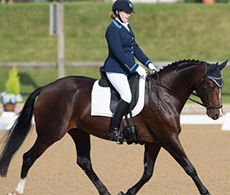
146 67 223 112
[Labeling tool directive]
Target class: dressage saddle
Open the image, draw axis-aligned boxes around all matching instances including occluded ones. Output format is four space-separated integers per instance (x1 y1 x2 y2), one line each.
98 67 140 114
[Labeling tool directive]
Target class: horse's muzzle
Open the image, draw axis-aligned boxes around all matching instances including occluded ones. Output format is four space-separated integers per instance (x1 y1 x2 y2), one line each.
206 107 223 120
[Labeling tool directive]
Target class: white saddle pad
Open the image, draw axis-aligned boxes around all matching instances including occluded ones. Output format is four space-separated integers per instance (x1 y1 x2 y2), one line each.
91 77 146 117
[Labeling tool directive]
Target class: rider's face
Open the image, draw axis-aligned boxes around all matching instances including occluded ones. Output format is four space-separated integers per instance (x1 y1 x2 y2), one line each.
116 10 131 23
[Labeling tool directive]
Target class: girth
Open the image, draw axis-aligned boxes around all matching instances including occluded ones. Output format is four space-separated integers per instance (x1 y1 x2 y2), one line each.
99 67 140 114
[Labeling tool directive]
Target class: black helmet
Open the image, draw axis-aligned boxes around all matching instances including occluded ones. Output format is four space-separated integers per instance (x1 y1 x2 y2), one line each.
112 0 135 14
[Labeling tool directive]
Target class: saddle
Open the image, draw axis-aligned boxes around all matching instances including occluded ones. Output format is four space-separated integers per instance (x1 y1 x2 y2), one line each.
99 67 140 114
98 67 143 145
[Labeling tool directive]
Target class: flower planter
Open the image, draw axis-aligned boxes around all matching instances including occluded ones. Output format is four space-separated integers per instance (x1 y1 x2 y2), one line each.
3 103 16 112
0 66 22 113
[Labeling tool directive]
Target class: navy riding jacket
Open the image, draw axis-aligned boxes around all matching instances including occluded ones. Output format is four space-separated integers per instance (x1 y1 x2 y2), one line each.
102 19 151 76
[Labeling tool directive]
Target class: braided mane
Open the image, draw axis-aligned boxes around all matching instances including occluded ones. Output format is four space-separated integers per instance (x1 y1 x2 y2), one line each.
158 59 209 72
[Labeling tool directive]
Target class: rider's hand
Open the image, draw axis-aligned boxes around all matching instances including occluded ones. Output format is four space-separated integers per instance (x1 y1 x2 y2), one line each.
148 63 157 73
136 65 147 77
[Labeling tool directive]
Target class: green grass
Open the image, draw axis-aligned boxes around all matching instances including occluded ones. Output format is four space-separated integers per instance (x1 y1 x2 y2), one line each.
0 3 229 103
0 3 229 62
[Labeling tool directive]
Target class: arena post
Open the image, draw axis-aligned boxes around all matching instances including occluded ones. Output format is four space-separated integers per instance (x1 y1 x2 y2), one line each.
50 3 65 79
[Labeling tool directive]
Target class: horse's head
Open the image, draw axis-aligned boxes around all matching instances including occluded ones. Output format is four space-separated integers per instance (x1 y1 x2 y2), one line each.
195 60 228 120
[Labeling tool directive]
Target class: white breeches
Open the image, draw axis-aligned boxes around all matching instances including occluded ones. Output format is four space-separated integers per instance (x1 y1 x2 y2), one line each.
106 72 132 103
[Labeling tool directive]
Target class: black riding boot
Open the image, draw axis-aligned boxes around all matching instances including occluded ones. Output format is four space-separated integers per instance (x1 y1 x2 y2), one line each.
108 99 129 144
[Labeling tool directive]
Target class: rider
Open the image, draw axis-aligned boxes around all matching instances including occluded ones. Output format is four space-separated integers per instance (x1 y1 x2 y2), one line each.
101 0 157 143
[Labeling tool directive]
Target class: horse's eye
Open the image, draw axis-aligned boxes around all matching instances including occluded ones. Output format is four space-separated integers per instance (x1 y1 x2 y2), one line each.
208 86 215 91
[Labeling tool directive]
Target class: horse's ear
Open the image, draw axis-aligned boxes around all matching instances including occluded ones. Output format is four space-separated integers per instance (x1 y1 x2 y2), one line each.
219 60 228 71
208 62 218 72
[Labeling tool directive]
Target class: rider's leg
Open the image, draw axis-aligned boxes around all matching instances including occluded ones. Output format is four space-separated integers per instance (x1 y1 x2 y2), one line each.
109 99 129 143
106 72 132 143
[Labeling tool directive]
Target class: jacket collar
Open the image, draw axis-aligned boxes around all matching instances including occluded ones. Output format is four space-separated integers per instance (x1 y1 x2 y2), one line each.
112 19 133 35
113 19 122 28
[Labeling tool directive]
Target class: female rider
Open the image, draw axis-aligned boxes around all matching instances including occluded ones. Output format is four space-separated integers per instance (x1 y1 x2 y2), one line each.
101 0 157 143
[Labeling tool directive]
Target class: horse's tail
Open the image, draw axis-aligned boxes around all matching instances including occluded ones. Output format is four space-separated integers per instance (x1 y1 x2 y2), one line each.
0 87 43 177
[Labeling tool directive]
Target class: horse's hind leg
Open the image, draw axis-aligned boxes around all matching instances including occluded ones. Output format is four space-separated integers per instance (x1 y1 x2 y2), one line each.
163 134 210 195
9 136 58 195
68 129 111 195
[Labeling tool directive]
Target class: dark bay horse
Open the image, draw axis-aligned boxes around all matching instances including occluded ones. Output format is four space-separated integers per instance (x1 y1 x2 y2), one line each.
0 59 228 195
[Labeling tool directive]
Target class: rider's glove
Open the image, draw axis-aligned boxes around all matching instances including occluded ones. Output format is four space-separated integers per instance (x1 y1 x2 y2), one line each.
148 63 157 73
136 65 147 77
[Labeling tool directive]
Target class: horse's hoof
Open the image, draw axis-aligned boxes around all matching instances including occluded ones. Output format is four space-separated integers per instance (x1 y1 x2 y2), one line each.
8 191 22 195
117 192 125 195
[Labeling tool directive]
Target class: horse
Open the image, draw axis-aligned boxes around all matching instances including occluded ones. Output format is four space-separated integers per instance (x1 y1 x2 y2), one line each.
0 59 228 195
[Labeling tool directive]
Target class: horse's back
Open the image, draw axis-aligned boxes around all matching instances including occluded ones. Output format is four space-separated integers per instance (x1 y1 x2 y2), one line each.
37 76 95 102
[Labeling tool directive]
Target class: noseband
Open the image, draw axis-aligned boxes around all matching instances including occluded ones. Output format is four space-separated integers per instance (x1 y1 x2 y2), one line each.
194 65 223 110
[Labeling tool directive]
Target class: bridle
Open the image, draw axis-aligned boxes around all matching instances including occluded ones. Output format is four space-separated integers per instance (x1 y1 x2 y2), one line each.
194 65 223 110
146 64 223 112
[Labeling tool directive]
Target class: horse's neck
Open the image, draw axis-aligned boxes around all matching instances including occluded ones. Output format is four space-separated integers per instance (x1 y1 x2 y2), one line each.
158 63 206 113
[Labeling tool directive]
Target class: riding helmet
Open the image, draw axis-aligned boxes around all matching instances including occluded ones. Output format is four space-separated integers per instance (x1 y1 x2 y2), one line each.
112 0 135 14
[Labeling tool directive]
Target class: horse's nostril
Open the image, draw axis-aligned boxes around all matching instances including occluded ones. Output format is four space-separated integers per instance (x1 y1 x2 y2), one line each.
214 114 219 120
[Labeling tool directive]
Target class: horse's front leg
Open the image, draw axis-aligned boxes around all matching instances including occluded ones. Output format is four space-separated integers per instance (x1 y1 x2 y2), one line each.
118 142 161 195
163 134 211 195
